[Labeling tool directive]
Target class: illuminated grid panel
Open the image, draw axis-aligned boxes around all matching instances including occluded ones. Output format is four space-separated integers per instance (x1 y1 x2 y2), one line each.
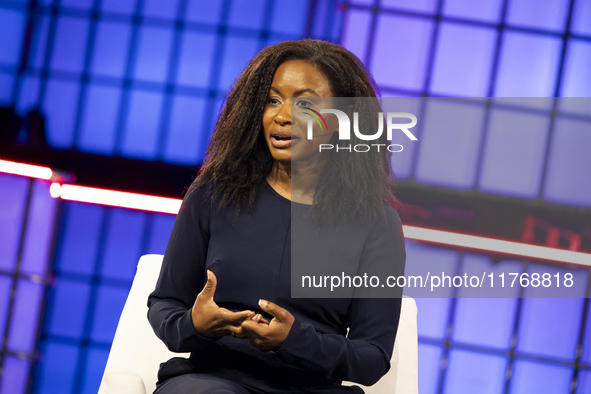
407 241 591 394
340 1 591 390
1 0 589 394
0 174 57 393
340 0 591 210
2 0 342 164
32 202 175 394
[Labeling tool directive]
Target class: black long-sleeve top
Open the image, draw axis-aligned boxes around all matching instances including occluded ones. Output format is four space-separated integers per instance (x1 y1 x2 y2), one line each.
147 180 406 393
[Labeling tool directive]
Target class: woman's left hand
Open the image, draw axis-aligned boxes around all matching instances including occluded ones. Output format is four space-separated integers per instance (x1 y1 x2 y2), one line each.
239 299 294 352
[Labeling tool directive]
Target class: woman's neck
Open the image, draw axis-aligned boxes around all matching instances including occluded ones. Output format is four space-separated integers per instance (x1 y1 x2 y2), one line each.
266 159 325 204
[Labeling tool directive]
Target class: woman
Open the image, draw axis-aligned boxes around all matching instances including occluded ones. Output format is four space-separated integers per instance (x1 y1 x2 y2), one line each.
148 39 406 393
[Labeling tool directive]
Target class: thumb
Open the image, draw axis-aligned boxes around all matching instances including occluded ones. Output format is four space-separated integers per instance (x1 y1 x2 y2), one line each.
259 299 286 322
200 270 217 299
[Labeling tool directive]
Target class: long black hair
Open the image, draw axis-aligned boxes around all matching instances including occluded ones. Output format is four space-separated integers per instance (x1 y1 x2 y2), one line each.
194 39 400 224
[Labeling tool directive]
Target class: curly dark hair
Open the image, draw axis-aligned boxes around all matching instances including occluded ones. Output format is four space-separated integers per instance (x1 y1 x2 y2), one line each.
194 39 400 224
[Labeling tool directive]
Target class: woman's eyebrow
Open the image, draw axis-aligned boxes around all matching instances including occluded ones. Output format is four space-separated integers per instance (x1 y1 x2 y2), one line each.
293 88 319 97
269 87 320 97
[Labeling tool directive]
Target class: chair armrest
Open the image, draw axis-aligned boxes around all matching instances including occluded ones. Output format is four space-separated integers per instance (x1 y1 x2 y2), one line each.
98 370 147 394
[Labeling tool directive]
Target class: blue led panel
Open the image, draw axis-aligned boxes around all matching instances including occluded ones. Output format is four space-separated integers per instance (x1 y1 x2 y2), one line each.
101 0 135 15
442 0 503 23
371 15 433 91
79 84 121 154
81 346 109 394
311 0 334 39
270 0 308 36
145 213 176 255
341 9 372 64
101 209 146 281
0 9 26 66
218 36 259 91
133 26 173 83
50 16 90 73
228 0 265 30
576 370 591 394
571 0 591 36
0 174 28 271
430 22 496 96
506 0 569 32
20 180 57 276
452 256 521 349
185 0 223 25
7 279 43 353
544 117 591 208
56 202 104 276
90 21 131 79
443 350 507 394
561 40 591 97
418 344 444 394
517 297 584 361
90 285 129 343
61 0 93 9
121 90 163 159
510 360 572 394
143 0 178 19
495 31 562 97
47 279 91 338
200 97 224 162
479 108 549 198
176 32 216 88
386 97 421 180
36 342 79 394
405 241 458 339
582 297 591 365
0 71 14 104
0 356 29 394
380 0 438 13
164 95 207 165
29 14 50 70
0 276 12 348
43 79 79 148
16 75 40 112
415 99 485 189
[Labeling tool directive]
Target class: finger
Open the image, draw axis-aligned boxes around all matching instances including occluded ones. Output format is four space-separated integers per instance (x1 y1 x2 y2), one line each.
227 326 248 339
220 308 255 324
241 319 267 336
199 270 217 299
258 299 288 322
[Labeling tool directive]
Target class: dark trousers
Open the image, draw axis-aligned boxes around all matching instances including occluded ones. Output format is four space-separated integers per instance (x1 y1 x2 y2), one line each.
153 373 252 394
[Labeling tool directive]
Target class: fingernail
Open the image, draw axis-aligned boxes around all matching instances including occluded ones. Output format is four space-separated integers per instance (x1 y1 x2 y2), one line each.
259 299 268 308
248 311 255 317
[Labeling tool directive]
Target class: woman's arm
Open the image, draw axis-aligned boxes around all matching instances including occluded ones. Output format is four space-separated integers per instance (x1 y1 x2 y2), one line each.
147 183 215 352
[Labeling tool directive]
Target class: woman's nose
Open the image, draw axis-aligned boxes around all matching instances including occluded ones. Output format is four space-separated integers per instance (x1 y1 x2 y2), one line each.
275 105 291 125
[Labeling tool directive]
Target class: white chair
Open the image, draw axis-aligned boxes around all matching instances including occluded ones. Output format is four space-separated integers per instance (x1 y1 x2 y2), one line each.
98 254 418 394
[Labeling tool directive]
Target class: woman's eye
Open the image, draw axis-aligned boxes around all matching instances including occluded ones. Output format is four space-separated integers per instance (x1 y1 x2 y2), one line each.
297 100 313 108
268 98 280 105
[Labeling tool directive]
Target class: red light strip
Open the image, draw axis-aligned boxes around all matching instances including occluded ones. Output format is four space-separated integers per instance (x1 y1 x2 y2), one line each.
0 159 53 180
2 159 589 266
50 183 181 214
403 226 591 267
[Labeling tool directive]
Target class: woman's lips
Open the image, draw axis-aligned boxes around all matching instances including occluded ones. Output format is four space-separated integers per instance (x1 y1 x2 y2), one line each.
271 135 297 148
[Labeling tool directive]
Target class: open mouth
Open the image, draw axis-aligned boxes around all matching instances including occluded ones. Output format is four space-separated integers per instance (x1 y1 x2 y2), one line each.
273 136 292 141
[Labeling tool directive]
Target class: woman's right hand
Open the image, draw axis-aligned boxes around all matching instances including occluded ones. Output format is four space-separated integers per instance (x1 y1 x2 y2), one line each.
191 270 255 338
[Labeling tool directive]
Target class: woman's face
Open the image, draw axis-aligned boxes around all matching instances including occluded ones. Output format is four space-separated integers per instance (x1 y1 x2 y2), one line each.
262 59 336 164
